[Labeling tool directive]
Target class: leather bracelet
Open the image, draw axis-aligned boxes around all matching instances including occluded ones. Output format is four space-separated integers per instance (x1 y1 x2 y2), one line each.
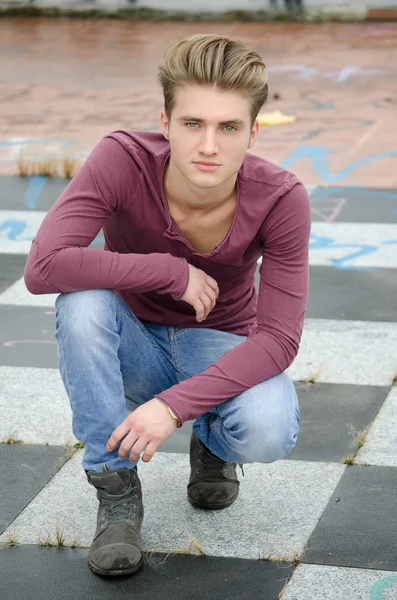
167 406 179 422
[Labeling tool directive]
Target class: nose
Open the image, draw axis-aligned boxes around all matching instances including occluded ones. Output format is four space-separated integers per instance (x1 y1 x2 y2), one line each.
199 128 219 156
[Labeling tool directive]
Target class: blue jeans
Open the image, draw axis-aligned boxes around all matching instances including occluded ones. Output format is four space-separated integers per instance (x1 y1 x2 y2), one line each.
55 289 300 472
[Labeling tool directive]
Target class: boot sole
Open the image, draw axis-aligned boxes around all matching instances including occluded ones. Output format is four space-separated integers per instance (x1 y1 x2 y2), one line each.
88 555 144 577
187 491 239 510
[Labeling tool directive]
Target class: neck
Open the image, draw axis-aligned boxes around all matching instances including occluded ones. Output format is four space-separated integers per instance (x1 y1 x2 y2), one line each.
164 158 237 214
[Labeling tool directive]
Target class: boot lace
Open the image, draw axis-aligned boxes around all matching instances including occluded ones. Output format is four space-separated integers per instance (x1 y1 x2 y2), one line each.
196 448 244 479
101 486 139 525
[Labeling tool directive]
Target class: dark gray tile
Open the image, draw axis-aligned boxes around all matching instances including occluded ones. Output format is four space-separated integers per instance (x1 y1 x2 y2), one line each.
0 306 58 368
310 187 397 224
255 265 397 322
0 545 294 600
306 266 397 322
288 383 389 463
0 254 26 293
0 444 68 534
0 176 68 211
302 465 397 570
0 176 30 210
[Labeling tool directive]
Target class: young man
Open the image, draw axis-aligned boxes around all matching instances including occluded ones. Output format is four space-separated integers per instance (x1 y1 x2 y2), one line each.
24 33 311 578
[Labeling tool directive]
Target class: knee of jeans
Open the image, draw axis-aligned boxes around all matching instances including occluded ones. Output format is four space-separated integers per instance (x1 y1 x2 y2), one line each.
56 289 117 340
240 418 298 464
228 376 299 464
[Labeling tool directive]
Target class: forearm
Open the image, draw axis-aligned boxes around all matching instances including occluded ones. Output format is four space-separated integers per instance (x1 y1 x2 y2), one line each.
24 241 189 299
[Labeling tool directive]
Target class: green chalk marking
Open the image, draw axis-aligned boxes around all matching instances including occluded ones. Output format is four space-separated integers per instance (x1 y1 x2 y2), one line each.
370 575 397 600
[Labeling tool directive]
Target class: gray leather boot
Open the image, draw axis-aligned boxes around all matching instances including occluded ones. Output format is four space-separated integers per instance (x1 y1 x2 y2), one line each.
188 432 244 510
86 466 144 577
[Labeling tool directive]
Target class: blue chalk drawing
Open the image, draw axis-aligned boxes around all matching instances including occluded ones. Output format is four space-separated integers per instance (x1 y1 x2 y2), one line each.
370 575 397 600
0 218 104 247
0 220 33 241
310 232 397 271
23 176 48 209
310 232 378 271
280 146 397 184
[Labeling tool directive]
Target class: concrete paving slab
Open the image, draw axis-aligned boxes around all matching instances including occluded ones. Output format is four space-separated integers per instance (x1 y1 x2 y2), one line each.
306 266 397 322
0 176 30 210
287 319 397 387
302 465 397 571
282 564 397 600
0 276 57 307
0 254 26 293
0 210 46 254
0 305 58 368
0 366 76 446
310 187 397 224
309 222 397 270
0 443 68 535
0 545 294 600
356 387 397 468
0 451 345 561
289 383 388 463
0 176 69 212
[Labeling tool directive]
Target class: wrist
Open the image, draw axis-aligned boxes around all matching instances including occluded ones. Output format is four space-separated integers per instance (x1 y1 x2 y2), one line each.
155 396 180 427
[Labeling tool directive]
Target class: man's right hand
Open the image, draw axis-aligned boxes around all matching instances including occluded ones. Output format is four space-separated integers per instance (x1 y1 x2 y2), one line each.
181 264 219 322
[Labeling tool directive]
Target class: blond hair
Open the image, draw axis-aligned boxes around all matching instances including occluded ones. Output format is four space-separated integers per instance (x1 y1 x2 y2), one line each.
158 34 268 126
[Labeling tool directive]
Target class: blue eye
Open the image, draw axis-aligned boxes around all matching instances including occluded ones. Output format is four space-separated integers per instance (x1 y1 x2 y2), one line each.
224 125 236 132
186 122 198 128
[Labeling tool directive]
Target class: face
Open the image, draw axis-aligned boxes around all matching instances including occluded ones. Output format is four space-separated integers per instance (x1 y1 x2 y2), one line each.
160 84 259 192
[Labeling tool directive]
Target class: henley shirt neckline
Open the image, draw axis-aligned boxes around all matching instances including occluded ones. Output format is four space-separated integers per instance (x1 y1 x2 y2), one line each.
157 145 242 258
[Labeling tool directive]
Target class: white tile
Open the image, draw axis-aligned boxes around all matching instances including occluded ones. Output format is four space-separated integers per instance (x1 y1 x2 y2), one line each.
288 318 397 386
0 366 76 446
0 451 344 560
356 387 397 467
282 563 397 600
0 210 46 254
0 277 57 307
309 222 397 269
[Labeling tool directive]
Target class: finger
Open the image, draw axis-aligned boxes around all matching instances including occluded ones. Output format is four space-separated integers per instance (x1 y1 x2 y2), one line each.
106 422 130 452
142 439 161 463
129 437 149 464
200 292 214 319
204 286 217 311
117 430 138 459
205 276 219 298
193 299 205 322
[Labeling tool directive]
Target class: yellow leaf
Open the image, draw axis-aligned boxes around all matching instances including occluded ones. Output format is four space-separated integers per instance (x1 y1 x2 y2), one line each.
257 110 297 126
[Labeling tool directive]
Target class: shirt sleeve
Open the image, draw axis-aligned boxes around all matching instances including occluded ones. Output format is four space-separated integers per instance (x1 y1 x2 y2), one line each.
24 136 188 299
156 181 311 426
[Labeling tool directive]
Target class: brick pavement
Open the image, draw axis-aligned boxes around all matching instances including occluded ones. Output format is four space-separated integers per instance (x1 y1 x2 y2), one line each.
0 19 396 186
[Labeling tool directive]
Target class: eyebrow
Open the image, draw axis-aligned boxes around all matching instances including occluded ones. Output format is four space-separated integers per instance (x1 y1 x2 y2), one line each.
177 116 246 126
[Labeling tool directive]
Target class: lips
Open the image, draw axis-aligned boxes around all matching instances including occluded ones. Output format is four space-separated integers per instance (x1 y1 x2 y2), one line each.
194 162 221 166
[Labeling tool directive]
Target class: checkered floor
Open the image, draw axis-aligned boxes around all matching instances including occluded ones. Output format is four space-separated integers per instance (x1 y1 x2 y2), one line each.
1 177 397 600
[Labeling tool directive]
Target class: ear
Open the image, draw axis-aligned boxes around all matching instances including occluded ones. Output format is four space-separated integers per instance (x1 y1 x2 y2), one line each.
160 111 169 140
248 120 259 149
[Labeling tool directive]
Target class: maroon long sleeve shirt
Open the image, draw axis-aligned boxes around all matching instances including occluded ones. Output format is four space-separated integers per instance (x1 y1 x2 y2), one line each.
24 130 311 425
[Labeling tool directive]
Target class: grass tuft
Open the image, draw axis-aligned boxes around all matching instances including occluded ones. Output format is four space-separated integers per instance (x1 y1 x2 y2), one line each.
55 526 65 547
347 423 370 450
17 154 81 179
2 433 23 445
6 530 19 546
303 368 321 385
